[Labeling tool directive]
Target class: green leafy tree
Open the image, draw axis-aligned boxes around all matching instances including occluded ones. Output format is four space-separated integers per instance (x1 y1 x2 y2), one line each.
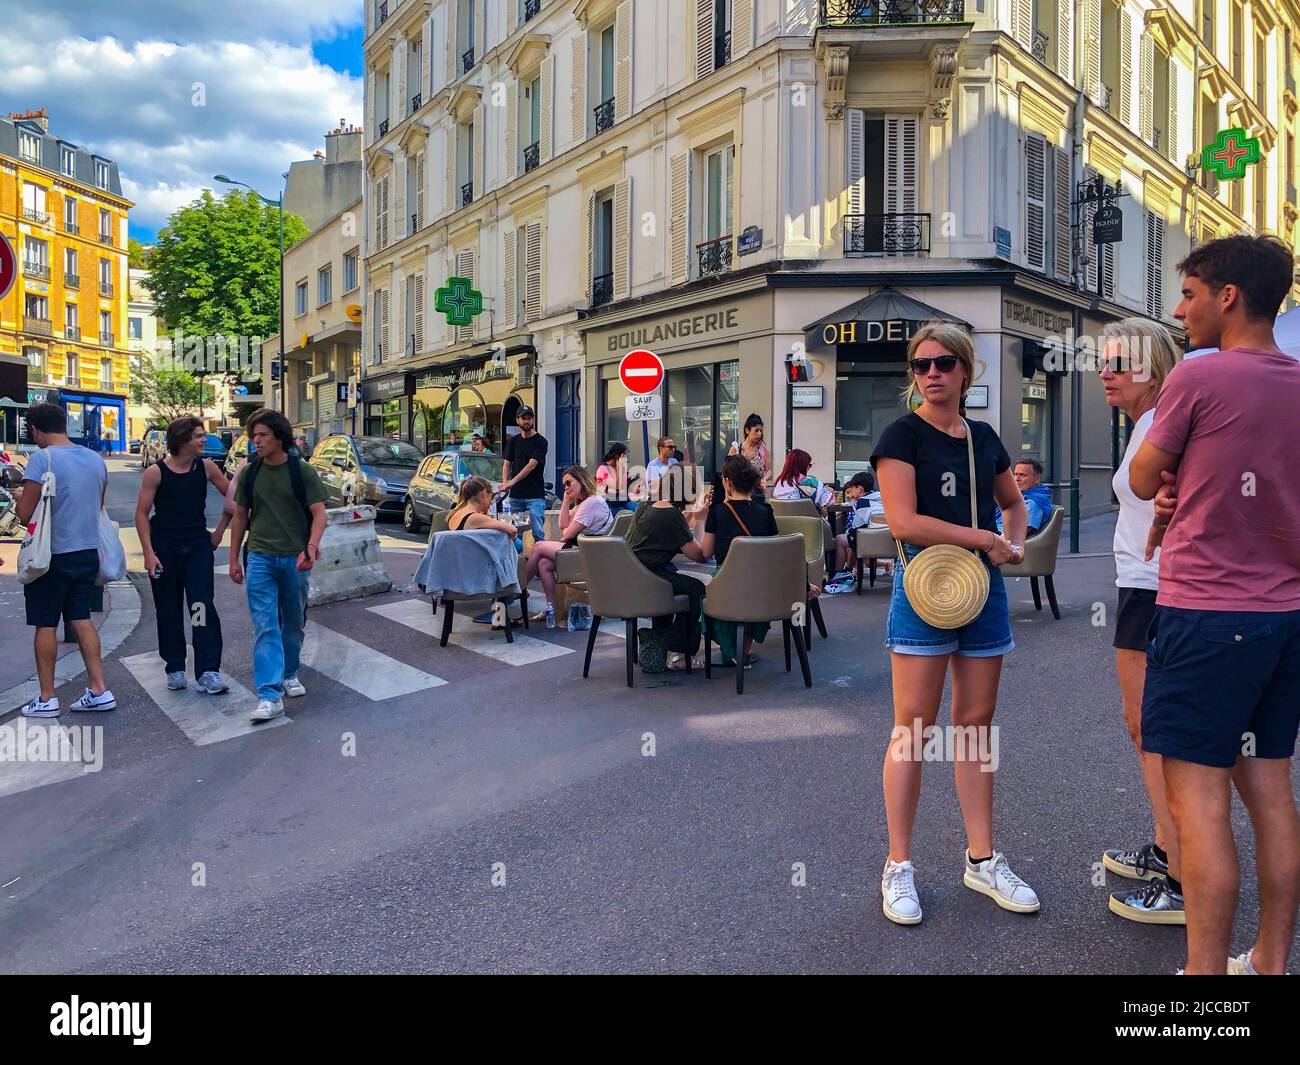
128 237 152 269
133 358 211 425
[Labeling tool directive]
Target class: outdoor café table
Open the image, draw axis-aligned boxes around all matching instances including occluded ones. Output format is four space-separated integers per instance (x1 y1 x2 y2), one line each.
824 503 853 537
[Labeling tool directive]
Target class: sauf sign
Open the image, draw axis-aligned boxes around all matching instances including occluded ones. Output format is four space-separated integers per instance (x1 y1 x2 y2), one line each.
820 319 921 345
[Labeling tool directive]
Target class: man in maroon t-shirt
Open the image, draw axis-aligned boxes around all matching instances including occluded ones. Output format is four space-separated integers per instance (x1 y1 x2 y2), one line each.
1130 234 1300 976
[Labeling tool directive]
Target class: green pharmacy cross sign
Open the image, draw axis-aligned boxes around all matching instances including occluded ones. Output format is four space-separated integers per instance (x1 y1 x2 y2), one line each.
435 276 483 327
1202 127 1262 182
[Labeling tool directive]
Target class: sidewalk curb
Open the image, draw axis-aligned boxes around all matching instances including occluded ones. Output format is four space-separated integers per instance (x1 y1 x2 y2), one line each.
0 578 142 716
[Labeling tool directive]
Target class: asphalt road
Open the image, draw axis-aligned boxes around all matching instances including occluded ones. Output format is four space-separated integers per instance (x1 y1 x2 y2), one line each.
1 459 1294 974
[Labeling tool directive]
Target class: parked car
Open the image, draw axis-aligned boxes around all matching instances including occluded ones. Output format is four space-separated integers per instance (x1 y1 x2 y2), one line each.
309 434 424 519
141 430 167 466
401 449 557 533
223 430 253 479
201 433 228 466
129 438 142 454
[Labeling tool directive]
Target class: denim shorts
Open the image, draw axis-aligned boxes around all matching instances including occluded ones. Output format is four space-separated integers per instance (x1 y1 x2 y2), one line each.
884 543 1014 658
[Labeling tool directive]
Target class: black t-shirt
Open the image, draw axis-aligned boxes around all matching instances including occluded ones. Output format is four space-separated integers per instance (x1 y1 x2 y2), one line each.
503 432 548 499
870 413 1010 534
705 498 778 566
625 503 692 572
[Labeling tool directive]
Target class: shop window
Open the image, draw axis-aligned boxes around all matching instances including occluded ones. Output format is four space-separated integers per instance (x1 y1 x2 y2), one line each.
665 360 738 482
603 378 661 468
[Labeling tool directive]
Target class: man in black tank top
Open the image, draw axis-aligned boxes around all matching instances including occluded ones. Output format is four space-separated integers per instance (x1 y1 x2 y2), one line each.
134 416 232 694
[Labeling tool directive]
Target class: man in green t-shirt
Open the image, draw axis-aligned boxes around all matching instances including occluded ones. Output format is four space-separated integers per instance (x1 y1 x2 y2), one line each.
227 409 328 722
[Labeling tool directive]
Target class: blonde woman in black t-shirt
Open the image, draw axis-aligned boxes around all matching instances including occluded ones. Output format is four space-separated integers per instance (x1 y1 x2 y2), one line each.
869 322 1037 926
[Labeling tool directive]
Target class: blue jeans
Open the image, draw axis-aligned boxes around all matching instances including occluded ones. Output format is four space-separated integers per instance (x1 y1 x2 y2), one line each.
505 496 546 541
885 543 1014 658
246 552 310 699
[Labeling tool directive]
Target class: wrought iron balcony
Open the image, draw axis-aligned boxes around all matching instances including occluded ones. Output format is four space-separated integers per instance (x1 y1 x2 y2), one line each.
24 261 50 280
844 212 931 256
462 47 475 74
715 30 731 69
461 181 473 208
524 0 541 21
64 220 79 234
99 232 113 245
100 331 115 346
696 234 733 277
591 272 614 307
411 92 422 112
407 334 416 357
378 118 389 138
65 272 80 289
594 97 615 135
23 208 49 225
1150 128 1162 152
818 0 966 25
65 325 81 341
410 211 419 233
100 281 114 296
1031 28 1048 64
378 2 388 25
24 316 52 337
524 140 540 173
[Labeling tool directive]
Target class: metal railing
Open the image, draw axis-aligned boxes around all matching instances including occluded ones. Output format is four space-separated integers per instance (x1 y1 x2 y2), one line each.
462 47 475 74
818 0 966 24
23 208 48 225
844 212 931 256
24 261 50 280
461 181 473 208
696 234 733 277
715 30 731 69
407 334 417 357
591 272 614 307
65 272 80 289
524 140 540 172
378 118 389 137
100 331 114 346
410 211 419 233
100 281 114 296
1031 28 1048 64
65 325 81 341
24 316 52 336
378 2 388 25
524 0 541 21
594 97 615 134
411 92 422 112
1150 128 1162 152
99 232 113 245
64 220 79 235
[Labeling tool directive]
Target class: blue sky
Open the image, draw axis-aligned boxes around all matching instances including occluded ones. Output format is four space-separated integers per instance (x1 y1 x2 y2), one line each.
0 2 366 243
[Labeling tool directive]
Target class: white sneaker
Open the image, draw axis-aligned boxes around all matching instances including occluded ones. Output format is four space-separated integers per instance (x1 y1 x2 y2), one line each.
70 688 117 712
963 850 1040 913
167 672 187 690
196 671 229 694
881 858 923 925
1227 951 1258 975
250 698 285 722
20 695 60 718
283 676 306 698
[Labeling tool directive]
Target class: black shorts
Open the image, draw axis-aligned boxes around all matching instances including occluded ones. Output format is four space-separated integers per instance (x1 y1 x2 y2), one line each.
1113 587 1158 651
24 548 99 628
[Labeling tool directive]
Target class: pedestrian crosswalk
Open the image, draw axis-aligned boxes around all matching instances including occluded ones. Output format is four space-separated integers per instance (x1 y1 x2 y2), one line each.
299 619 447 699
368 599 576 666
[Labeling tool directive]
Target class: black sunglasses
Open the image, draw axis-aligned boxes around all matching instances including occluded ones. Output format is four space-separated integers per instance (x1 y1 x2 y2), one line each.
910 355 960 376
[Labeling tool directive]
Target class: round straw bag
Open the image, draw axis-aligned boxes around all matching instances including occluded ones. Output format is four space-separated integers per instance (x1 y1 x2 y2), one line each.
895 420 989 630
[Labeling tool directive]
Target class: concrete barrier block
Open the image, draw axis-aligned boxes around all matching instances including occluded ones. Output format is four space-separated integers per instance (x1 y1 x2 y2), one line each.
308 504 393 607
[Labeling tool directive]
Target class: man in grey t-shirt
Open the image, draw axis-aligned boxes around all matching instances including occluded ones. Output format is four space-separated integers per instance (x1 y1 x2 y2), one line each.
15 403 116 718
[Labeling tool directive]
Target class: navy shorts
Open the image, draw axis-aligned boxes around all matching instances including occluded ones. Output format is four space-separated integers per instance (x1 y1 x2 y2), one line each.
23 548 99 628
884 544 1014 658
1142 606 1300 768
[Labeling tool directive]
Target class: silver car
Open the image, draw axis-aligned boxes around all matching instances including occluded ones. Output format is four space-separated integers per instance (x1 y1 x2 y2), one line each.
309 435 423 519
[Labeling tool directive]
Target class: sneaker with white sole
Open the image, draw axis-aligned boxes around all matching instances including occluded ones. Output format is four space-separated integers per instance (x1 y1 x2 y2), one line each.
1102 841 1168 881
20 695 60 718
962 851 1040 913
167 671 187 690
195 671 229 695
250 698 285 722
282 676 306 698
69 688 116 712
1109 876 1186 925
881 858 923 925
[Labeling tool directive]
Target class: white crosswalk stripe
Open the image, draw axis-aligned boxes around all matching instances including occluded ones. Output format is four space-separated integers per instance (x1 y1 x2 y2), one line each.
0 722 98 798
369 598 575 666
299 620 447 699
120 652 290 745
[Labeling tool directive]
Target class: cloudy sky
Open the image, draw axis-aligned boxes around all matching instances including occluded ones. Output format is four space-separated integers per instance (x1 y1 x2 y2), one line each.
0 1 365 242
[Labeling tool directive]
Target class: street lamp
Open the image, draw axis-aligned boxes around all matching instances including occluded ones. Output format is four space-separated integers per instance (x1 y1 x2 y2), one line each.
214 174 285 413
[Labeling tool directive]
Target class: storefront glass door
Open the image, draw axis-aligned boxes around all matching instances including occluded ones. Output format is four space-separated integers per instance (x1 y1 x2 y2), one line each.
834 370 909 485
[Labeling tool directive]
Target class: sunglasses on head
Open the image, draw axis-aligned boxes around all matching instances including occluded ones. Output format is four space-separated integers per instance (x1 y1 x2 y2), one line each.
910 355 960 376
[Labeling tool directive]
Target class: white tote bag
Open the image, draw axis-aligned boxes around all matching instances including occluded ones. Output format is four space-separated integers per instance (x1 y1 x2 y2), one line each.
16 451 54 585
96 467 126 585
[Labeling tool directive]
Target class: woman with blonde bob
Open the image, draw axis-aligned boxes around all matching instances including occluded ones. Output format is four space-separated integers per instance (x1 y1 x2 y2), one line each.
871 322 1036 926
1096 318 1187 926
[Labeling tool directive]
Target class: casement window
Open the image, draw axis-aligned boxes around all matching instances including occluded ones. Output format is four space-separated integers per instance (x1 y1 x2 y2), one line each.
95 159 109 189
65 353 79 383
64 247 78 281
98 258 113 294
99 208 112 241
689 144 734 279
99 310 113 343
373 174 390 249
1145 210 1165 318
408 34 424 113
317 266 332 307
1024 132 1071 281
343 251 359 293
18 130 39 163
65 303 79 334
61 145 76 176
128 316 142 340
694 1 752 80
846 111 923 256
1012 0 1071 80
406 152 421 234
100 358 113 388
577 2 632 141
64 196 78 232
22 182 47 224
25 237 49 277
591 194 615 305
295 280 308 316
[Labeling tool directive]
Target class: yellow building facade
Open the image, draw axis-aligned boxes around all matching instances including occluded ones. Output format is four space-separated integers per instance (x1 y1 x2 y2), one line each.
0 108 132 451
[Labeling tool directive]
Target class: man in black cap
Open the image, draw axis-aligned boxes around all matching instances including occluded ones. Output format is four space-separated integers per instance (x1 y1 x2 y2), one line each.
499 405 547 542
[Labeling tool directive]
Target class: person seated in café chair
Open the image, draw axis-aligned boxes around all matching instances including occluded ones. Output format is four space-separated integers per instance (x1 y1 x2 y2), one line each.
447 476 523 630
525 465 613 629
770 448 834 511
996 457 1052 537
826 470 881 593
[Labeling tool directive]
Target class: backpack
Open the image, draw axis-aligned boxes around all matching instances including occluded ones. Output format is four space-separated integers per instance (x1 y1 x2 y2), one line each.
239 455 312 563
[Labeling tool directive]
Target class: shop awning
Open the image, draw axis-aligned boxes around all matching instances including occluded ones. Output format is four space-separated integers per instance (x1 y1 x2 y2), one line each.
803 288 970 354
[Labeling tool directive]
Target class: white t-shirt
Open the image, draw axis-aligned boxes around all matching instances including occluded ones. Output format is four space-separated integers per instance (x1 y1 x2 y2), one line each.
1112 408 1160 590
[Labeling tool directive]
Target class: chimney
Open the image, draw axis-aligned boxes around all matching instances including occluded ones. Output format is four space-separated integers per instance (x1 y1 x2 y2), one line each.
7 107 49 132
324 124 362 165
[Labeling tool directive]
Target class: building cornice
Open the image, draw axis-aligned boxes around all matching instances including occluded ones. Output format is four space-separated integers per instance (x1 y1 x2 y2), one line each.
573 0 619 28
449 83 483 124
507 184 550 220
505 33 551 76
675 87 746 147
576 147 627 190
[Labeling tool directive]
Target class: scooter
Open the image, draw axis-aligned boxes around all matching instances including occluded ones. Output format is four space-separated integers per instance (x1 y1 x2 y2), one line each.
0 484 22 538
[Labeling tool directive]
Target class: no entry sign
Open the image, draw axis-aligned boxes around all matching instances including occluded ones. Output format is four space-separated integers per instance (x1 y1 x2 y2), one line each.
618 349 664 395
0 233 16 302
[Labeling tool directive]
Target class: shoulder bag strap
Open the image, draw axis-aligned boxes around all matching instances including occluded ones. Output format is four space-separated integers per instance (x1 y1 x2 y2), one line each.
723 498 753 537
963 418 979 550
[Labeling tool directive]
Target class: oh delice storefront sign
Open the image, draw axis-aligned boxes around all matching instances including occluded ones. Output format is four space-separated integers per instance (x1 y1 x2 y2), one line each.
820 318 922 345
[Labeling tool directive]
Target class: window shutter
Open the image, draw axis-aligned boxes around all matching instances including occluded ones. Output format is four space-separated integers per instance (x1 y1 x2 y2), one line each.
381 287 391 361
394 157 406 241
570 34 586 146
525 220 543 322
396 277 407 357
1013 0 1033 50
1140 37 1155 144
613 178 631 299
507 0 518 34
1146 211 1164 318
1167 61 1180 165
1025 133 1047 271
445 126 456 216
505 78 518 181
415 150 425 230
446 2 457 88
694 0 714 81
847 109 866 220
541 55 554 161
732 0 753 61
669 151 690 283
377 175 390 250
1102 240 1115 300
456 249 477 342
582 192 595 303
1056 0 1072 81
614 0 633 124
503 227 518 330
474 3 485 67
421 19 431 98
413 273 425 354
472 106 485 199
884 115 919 255
1054 146 1071 282
1084 0 1102 101
396 39 406 113
1119 7 1134 128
